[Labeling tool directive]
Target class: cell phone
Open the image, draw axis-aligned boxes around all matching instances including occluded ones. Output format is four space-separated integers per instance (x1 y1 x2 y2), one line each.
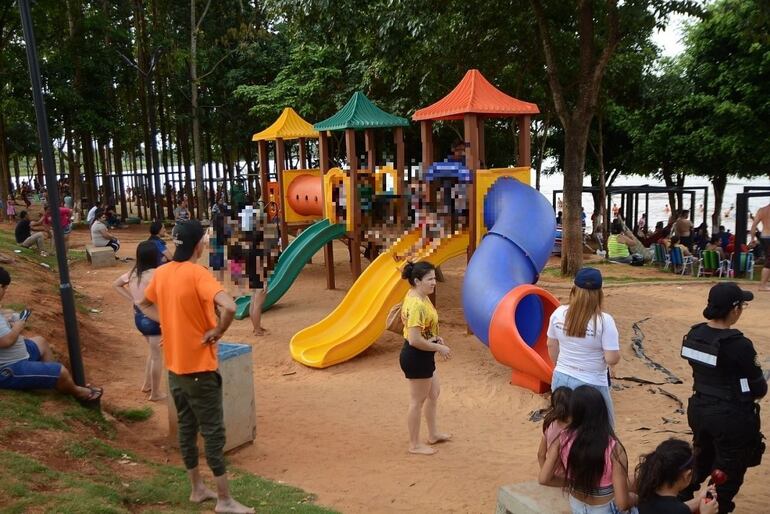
19 309 31 321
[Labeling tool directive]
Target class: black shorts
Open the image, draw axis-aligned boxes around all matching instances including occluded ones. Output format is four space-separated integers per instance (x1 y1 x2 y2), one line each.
761 237 770 269
399 340 435 379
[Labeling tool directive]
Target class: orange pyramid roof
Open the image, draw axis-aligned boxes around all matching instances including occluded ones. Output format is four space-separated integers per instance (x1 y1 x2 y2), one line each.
412 69 539 121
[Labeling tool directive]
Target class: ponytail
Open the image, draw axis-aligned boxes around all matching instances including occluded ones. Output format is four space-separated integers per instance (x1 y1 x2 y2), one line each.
635 438 693 502
401 261 435 286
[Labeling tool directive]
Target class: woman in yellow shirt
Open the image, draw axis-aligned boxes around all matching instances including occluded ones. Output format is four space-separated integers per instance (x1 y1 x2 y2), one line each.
399 261 452 455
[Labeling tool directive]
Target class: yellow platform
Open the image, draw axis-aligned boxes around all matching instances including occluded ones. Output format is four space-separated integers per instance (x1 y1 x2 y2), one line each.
290 230 470 368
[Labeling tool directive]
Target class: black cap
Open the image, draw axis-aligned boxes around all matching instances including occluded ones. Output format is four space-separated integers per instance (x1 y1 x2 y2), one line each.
574 267 602 290
172 220 205 262
705 282 753 315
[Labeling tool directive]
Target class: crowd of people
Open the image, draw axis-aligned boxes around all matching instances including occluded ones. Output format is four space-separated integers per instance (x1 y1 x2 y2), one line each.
0 181 766 513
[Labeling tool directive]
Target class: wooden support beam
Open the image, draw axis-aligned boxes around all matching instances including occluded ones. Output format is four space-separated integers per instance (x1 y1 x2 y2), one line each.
477 116 486 169
275 138 289 250
464 114 480 260
365 129 376 173
394 127 405 195
258 140 268 203
517 115 531 168
298 137 307 169
345 129 361 278
420 121 433 176
319 132 335 289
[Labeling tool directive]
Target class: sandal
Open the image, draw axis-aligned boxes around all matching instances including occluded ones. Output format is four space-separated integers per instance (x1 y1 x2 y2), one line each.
83 385 103 402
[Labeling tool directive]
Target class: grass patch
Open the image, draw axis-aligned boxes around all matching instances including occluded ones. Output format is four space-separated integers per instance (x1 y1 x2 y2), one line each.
112 406 153 423
0 389 336 513
3 302 27 311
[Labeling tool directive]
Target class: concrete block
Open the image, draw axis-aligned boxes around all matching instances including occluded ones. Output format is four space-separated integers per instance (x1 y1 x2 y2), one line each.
86 245 115 268
495 482 570 514
167 342 256 453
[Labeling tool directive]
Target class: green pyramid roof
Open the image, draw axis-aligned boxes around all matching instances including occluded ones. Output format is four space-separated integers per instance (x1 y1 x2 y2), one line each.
314 92 409 131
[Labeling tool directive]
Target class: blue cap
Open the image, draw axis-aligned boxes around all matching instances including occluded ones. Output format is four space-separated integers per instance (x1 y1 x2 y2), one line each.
574 267 602 290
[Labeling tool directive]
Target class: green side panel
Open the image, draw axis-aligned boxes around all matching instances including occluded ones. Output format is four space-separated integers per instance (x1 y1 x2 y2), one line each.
235 219 346 319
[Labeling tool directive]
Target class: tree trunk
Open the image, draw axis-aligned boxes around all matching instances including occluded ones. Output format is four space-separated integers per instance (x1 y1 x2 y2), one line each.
711 173 727 230
561 121 591 276
596 113 607 239
0 114 10 203
114 138 127 220
190 0 208 218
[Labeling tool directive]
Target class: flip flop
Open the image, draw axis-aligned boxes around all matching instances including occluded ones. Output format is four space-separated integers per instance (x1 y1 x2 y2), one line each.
84 385 103 401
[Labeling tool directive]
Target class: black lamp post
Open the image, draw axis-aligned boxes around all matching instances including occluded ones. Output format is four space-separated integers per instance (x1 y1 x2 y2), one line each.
18 0 86 388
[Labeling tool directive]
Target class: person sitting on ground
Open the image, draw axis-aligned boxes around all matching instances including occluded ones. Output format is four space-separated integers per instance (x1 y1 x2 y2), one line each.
148 221 173 265
0 267 102 402
705 235 726 260
635 438 718 514
607 219 636 263
104 207 121 229
90 208 120 254
538 386 572 487
539 385 637 513
15 211 46 255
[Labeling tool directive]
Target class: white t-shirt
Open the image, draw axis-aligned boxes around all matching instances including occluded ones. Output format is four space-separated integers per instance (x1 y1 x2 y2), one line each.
547 305 619 386
87 206 98 224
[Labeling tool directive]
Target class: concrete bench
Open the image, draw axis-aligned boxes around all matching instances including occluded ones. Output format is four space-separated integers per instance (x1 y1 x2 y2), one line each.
85 245 115 268
167 342 256 453
495 482 570 514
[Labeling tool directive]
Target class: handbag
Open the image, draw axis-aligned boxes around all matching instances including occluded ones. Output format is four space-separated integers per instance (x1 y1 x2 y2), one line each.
385 302 403 334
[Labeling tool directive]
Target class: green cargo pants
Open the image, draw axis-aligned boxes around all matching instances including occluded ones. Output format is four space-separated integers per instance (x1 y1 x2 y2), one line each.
168 370 226 476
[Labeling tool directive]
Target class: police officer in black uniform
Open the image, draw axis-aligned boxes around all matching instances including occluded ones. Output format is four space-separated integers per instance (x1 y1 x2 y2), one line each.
679 282 767 513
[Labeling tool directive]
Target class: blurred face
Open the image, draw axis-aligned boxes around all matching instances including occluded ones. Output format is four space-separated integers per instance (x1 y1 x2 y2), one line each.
414 270 436 296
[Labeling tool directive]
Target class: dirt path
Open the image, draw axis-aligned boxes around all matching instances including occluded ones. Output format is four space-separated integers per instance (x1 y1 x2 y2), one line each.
61 225 770 513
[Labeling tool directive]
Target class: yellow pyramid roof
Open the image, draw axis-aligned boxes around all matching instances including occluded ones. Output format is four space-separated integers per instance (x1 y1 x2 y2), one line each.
252 107 319 141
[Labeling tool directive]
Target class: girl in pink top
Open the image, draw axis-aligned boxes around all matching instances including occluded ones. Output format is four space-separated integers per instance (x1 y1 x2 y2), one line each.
539 386 638 514
538 386 572 486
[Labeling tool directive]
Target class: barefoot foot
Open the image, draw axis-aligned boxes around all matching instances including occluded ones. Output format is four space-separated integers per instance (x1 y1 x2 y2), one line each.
148 393 167 402
189 485 217 503
215 497 255 513
408 445 437 455
141 385 151 393
428 433 452 445
252 327 267 336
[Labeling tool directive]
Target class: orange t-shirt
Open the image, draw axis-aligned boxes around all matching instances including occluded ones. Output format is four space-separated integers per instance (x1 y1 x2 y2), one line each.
144 261 224 375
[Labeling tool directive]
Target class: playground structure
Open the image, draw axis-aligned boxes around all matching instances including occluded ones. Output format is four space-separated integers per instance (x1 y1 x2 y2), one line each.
278 69 559 393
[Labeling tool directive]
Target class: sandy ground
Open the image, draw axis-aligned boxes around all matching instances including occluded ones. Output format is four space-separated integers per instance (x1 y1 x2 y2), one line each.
35 224 770 513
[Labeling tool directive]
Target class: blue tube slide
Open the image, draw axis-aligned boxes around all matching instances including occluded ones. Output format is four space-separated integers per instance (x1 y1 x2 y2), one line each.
462 177 556 346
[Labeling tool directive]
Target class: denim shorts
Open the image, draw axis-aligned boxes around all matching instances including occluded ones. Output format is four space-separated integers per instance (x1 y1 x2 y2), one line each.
552 370 615 426
0 340 62 390
568 495 638 514
134 307 161 336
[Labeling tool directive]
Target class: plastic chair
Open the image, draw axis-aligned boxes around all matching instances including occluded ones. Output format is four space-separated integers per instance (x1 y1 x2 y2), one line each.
652 243 670 270
697 250 727 277
670 246 695 275
728 252 755 280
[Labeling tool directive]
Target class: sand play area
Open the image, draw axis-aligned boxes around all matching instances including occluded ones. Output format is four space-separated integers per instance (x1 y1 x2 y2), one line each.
29 226 770 513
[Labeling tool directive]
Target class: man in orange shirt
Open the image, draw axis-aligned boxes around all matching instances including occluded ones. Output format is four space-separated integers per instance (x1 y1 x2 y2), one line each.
139 220 252 514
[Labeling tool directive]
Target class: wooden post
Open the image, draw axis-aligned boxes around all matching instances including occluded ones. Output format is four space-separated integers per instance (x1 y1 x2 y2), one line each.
365 129 376 173
517 115 531 168
275 138 289 250
420 121 433 176
258 140 269 203
345 129 361 277
464 114 480 259
319 132 335 289
298 137 307 169
394 126 405 195
477 116 486 168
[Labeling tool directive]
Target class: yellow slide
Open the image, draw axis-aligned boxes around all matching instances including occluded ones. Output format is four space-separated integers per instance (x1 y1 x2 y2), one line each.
290 230 470 368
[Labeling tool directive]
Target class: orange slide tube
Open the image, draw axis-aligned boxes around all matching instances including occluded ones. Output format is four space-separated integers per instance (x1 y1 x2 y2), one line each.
287 174 323 216
488 284 560 394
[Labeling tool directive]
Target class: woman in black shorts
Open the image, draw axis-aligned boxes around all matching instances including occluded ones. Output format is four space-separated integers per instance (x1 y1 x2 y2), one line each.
399 261 452 455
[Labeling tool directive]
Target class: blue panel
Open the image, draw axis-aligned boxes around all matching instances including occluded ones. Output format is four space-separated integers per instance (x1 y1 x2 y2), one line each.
218 342 252 361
